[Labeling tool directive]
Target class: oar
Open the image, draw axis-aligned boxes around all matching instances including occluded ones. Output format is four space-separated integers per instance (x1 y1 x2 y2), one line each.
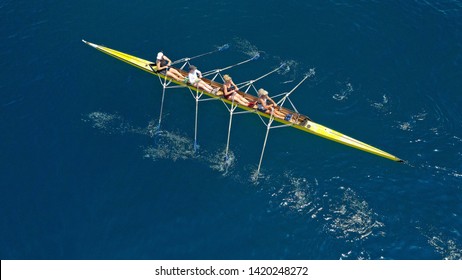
171 44 230 65
202 53 260 77
236 63 286 88
272 71 315 121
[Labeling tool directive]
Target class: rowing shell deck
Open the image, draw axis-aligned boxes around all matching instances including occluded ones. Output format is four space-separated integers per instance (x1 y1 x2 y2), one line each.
82 40 403 163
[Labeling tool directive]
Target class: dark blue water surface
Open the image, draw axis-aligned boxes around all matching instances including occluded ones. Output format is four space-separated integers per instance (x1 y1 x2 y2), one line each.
1 0 462 259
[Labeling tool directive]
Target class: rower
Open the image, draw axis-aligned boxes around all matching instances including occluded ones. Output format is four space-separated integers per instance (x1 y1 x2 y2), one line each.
187 65 219 94
222 74 252 107
149 51 185 81
256 89 290 120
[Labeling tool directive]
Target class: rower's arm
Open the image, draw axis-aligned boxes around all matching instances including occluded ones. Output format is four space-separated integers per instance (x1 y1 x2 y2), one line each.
232 81 239 92
258 97 271 109
267 96 278 107
156 60 165 70
163 55 172 65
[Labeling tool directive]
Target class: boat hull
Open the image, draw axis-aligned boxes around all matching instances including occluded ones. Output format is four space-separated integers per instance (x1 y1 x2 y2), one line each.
82 40 402 162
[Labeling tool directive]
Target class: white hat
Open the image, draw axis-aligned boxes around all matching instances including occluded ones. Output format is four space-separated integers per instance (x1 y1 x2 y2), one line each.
258 88 268 97
156 52 163 60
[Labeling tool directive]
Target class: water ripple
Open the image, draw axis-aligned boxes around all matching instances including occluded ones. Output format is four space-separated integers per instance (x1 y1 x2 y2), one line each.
324 188 385 242
418 225 462 260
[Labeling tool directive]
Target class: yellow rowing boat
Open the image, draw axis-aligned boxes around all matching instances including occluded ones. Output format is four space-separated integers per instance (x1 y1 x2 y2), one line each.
82 40 403 162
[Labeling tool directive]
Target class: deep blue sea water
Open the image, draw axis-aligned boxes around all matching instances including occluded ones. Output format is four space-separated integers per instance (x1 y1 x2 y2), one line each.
1 0 462 260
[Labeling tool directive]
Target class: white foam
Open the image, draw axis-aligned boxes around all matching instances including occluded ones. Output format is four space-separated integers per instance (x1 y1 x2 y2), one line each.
333 82 354 101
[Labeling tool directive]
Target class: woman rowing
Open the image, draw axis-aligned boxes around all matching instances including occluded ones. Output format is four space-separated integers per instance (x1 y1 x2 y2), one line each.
222 74 252 107
152 51 185 81
256 88 288 120
188 65 219 93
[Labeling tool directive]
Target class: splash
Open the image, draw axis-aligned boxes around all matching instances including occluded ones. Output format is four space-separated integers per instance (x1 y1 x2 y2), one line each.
333 82 354 101
397 121 413 131
84 111 197 162
305 68 316 78
84 112 124 134
264 172 323 218
147 119 161 138
231 38 316 90
264 173 388 259
267 174 385 242
208 148 236 176
418 226 462 260
370 94 389 111
84 111 253 175
249 167 270 186
83 111 150 135
395 109 428 131
417 162 462 180
232 37 262 59
428 236 462 260
278 60 299 83
324 188 385 242
279 175 319 214
143 130 196 162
